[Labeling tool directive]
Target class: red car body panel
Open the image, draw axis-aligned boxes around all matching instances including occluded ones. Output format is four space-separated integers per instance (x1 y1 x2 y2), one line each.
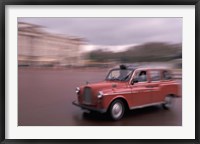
73 66 181 113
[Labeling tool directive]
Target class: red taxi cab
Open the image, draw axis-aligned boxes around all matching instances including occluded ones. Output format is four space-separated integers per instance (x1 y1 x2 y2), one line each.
72 64 181 120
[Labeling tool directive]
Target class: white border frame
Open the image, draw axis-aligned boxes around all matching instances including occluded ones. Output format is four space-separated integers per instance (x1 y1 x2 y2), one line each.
5 5 195 139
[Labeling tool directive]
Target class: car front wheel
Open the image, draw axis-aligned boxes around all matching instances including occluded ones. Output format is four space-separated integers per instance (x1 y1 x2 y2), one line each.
109 99 125 120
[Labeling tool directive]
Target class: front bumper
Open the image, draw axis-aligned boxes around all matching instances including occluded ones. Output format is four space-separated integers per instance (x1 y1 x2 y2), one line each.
72 101 107 113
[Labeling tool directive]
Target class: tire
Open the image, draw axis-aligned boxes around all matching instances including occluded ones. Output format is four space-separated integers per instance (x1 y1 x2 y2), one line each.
109 99 125 120
162 96 173 109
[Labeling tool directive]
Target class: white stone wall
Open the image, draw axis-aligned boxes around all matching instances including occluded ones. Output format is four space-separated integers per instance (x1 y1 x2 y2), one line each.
18 22 84 66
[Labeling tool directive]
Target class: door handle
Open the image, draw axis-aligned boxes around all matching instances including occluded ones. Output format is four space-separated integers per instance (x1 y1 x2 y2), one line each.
132 91 139 94
145 86 154 88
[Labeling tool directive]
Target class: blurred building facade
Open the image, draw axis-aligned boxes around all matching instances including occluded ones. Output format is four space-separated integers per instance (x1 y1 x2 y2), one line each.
18 22 85 67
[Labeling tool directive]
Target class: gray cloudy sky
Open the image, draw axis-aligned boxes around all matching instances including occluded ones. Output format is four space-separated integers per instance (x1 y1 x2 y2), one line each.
18 17 182 45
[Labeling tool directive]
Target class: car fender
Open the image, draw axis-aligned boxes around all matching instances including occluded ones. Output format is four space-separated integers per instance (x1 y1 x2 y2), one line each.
106 95 130 110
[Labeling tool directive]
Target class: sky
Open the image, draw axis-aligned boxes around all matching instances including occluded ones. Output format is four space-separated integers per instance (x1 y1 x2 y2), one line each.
18 17 182 47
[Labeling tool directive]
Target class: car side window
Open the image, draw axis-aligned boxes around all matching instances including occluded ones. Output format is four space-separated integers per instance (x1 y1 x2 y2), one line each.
162 70 172 80
149 70 161 81
137 71 147 82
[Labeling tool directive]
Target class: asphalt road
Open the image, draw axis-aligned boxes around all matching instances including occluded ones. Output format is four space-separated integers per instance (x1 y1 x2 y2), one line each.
18 68 182 126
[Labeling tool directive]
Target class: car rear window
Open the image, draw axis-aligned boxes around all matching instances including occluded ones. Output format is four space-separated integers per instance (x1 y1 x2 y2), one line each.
162 70 172 80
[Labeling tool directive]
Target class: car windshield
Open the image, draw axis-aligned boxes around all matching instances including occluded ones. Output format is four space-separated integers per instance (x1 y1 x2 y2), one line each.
106 69 133 81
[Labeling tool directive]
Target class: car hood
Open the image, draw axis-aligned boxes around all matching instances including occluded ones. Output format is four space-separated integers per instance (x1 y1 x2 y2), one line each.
81 81 127 92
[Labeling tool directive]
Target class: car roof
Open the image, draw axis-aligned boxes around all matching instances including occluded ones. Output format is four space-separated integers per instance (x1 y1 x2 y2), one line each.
135 67 170 71
112 64 171 71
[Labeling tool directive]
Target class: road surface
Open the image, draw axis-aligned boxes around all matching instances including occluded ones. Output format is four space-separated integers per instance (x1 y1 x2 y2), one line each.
18 67 182 126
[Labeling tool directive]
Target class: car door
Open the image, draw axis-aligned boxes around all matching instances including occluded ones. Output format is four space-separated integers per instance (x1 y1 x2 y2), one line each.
147 70 162 103
129 70 152 107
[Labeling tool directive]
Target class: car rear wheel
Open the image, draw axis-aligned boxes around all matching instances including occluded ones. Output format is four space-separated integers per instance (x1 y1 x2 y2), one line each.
162 96 173 109
109 99 125 120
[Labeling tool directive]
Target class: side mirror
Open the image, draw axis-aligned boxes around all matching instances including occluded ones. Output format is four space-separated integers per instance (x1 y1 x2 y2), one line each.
131 78 138 85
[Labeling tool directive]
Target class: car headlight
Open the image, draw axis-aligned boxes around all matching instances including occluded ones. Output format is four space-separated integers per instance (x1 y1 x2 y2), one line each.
97 91 104 99
75 87 80 94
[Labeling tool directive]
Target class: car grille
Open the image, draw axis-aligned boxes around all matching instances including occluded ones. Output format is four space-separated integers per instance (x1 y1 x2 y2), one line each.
83 87 92 104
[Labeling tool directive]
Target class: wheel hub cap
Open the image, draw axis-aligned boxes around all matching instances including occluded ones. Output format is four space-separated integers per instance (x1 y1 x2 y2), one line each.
112 103 122 118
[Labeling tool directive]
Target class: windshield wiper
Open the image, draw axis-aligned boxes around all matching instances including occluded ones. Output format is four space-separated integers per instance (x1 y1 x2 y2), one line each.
110 78 120 81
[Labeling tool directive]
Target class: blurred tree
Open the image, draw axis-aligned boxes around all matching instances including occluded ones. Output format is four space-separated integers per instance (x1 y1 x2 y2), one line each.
88 42 182 63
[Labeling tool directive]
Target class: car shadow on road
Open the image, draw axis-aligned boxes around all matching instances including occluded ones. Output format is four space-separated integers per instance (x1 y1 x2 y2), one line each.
125 105 163 117
82 105 163 121
82 111 111 121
